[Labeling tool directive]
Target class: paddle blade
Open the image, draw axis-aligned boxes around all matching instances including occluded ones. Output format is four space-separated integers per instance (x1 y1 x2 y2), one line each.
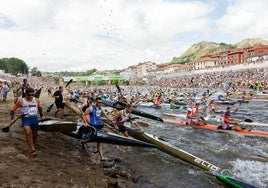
46 103 54 112
244 118 253 123
115 84 121 93
65 79 73 88
34 88 42 98
2 126 10 133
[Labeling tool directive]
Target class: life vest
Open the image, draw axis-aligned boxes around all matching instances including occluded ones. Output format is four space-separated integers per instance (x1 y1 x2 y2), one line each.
221 114 231 129
89 106 102 127
21 98 38 117
193 107 199 115
154 98 161 106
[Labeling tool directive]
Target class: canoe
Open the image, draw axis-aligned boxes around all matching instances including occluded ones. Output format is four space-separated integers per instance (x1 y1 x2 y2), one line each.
64 101 83 116
102 99 163 122
126 127 257 187
39 119 77 132
162 112 263 127
163 119 268 137
65 125 156 148
138 102 181 109
63 101 156 148
162 112 186 118
126 127 220 172
214 100 236 105
87 129 156 147
216 174 258 188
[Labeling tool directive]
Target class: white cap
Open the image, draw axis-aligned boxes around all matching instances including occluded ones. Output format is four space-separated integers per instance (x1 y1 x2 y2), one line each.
187 108 192 112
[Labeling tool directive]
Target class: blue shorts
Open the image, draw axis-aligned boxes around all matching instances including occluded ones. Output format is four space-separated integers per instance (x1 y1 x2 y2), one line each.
90 124 103 130
22 116 39 131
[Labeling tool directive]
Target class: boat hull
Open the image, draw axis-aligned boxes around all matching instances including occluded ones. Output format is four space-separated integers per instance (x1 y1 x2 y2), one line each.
216 174 258 188
102 99 163 122
65 125 156 148
126 127 220 172
39 120 77 132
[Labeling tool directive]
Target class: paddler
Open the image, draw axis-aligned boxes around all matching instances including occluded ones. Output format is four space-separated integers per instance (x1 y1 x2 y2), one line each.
186 107 206 126
112 104 142 137
82 97 112 160
80 96 94 124
10 87 44 157
192 103 207 124
219 107 242 131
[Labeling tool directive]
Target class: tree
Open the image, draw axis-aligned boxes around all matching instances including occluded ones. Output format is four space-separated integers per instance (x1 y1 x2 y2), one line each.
30 67 42 77
0 57 29 75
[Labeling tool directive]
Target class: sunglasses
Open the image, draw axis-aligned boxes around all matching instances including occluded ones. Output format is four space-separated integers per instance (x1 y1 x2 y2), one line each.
27 94 34 97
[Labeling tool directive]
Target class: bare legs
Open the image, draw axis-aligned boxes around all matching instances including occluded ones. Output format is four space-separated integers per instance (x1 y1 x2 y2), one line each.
23 126 37 156
97 142 104 160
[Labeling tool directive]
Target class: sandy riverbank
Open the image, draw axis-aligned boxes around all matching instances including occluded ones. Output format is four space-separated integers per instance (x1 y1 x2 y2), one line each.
0 91 143 188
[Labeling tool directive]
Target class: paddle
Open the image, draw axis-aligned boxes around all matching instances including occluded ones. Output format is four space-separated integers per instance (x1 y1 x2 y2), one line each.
2 114 27 133
46 103 54 113
115 84 122 95
34 87 42 98
65 79 73 88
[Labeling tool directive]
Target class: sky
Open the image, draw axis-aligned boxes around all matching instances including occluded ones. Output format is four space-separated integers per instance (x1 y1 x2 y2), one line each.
0 0 267 72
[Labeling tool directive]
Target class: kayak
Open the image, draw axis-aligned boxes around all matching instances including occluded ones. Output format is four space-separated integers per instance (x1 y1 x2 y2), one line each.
65 125 156 148
211 111 252 117
163 111 268 129
39 119 77 132
214 100 236 105
138 102 182 109
63 101 156 148
163 119 268 137
64 101 83 116
102 99 163 122
126 127 257 187
214 118 268 127
162 112 186 118
87 129 156 147
216 174 258 188
162 112 268 127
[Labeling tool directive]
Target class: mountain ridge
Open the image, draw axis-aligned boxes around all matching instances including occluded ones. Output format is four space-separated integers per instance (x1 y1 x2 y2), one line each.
170 38 268 64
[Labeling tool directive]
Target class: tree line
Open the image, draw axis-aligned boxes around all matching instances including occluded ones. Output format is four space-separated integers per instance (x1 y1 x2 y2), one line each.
0 57 29 76
0 57 121 77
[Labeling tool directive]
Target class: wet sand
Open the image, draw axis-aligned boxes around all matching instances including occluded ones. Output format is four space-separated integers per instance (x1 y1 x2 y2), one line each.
0 92 140 188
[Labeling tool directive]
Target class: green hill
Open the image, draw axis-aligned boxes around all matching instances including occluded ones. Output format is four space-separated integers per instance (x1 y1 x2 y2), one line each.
170 38 268 64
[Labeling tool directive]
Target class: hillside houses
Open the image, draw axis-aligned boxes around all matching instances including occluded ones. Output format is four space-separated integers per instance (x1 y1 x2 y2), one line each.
121 44 268 78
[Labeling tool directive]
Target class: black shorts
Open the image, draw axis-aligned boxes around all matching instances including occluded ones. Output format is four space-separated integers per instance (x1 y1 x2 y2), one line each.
55 102 64 109
118 125 127 133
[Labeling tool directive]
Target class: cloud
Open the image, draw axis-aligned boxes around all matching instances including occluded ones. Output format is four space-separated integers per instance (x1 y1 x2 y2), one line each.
0 0 267 72
217 0 268 39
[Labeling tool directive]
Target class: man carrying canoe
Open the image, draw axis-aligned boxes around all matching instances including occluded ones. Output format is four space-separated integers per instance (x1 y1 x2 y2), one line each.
219 107 242 131
82 97 112 160
52 86 64 119
113 104 142 137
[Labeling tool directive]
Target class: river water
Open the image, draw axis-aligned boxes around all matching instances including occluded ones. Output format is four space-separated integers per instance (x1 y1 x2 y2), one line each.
117 100 268 188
